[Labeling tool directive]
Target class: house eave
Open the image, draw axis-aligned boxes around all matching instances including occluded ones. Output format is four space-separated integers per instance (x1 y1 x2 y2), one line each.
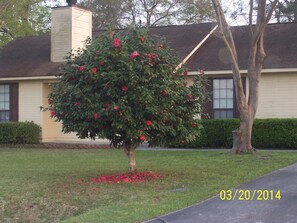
1 68 297 82
0 76 57 82
188 68 297 76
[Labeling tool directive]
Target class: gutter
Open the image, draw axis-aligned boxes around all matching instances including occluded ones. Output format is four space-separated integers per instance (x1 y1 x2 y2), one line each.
0 76 57 82
187 68 297 76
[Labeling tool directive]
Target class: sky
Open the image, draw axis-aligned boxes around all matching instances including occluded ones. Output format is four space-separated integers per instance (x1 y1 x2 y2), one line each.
46 0 251 26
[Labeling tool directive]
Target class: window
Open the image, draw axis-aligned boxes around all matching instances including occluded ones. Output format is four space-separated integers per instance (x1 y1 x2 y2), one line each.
213 79 233 119
0 85 10 122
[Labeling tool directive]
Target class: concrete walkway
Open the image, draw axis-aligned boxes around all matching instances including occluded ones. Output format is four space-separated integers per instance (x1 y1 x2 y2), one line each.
143 162 297 223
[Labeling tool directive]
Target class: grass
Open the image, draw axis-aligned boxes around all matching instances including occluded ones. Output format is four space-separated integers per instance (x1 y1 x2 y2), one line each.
1 148 297 223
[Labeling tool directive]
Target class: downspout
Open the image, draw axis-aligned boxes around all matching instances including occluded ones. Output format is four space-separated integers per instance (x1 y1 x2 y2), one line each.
174 25 218 72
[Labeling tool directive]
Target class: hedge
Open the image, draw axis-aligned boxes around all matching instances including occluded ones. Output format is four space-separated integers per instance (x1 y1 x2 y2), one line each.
168 119 297 149
0 121 41 144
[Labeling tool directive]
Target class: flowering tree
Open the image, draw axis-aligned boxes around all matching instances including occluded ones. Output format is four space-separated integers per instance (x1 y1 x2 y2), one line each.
47 29 207 172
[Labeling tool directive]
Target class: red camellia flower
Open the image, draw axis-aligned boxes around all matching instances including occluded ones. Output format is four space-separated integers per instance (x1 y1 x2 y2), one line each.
192 122 198 127
162 90 168 95
139 135 146 141
92 67 97 73
48 99 51 105
200 69 204 75
50 111 55 116
147 53 156 59
106 104 111 111
130 51 139 60
122 85 128 92
187 95 193 99
146 120 152 126
79 66 85 72
93 113 99 120
114 38 120 48
140 37 145 42
113 106 119 111
159 44 164 49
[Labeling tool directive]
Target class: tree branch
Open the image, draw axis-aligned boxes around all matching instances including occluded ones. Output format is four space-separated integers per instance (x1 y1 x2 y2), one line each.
211 0 248 119
249 0 253 34
247 0 278 115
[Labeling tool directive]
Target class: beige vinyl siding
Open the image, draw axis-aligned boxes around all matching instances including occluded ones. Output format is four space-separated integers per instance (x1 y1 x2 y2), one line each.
42 83 108 143
42 83 59 141
256 73 297 118
71 8 92 51
42 83 80 142
51 8 72 62
51 7 92 62
19 81 43 125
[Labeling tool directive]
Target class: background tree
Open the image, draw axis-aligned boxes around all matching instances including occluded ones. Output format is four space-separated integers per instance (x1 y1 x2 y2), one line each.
47 29 207 172
211 0 278 153
78 0 214 29
78 0 124 29
275 0 297 22
0 0 214 46
0 0 51 47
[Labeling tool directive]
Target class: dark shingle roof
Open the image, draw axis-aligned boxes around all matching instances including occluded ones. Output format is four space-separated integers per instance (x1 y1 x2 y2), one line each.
0 35 62 78
0 22 297 78
188 22 297 71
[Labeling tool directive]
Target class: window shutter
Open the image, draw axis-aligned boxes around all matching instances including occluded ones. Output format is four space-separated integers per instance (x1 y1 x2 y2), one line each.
9 83 19 121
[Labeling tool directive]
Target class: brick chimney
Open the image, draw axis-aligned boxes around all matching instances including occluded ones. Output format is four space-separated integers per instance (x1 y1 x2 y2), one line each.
51 4 92 62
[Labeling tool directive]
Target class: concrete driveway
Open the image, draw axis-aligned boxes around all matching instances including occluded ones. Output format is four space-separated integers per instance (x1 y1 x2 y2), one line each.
143 162 297 223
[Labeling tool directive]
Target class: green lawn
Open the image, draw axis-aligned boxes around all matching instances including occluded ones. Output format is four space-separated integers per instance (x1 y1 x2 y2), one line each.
1 148 297 223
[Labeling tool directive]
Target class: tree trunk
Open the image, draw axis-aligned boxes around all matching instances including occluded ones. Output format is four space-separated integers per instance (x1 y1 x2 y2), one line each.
124 143 137 172
211 0 278 155
127 147 137 172
231 116 256 153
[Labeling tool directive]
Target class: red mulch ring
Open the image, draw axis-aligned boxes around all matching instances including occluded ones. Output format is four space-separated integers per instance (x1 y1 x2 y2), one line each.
89 171 162 184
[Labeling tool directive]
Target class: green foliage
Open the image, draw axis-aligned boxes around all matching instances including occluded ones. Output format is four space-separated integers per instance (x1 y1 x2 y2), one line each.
169 119 297 149
2 148 297 222
0 121 41 144
48 28 207 148
0 0 51 47
252 119 297 148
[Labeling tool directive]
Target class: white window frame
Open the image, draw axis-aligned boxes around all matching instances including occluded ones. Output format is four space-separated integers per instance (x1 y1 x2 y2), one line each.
213 79 233 119
0 84 10 122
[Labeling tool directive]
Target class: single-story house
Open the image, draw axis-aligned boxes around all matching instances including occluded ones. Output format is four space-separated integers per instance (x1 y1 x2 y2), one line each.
0 5 297 142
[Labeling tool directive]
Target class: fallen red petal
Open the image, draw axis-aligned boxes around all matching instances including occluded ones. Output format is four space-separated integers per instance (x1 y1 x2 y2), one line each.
90 171 162 184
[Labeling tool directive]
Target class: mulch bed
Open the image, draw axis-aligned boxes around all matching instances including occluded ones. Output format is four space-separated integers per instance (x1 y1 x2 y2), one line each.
90 171 162 184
